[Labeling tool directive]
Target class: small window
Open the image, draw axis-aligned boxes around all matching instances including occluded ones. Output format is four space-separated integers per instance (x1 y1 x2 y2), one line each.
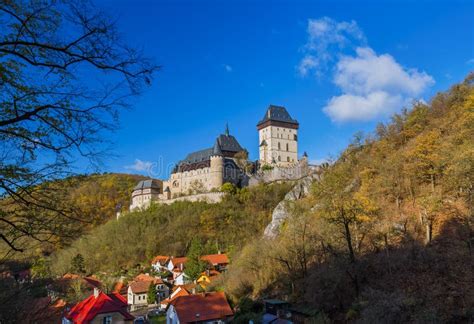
287 156 290 162
294 134 297 141
278 156 281 162
278 142 281 150
103 315 112 324
286 143 289 151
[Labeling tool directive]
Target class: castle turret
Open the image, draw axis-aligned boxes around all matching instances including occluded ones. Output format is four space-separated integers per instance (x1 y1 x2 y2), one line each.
210 140 224 189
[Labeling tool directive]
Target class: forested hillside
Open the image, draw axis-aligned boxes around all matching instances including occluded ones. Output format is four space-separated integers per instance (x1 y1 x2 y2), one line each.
0 173 145 260
50 182 292 275
222 74 474 322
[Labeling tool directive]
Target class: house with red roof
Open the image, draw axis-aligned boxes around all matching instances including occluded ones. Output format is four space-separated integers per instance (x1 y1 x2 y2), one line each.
151 255 171 272
166 292 233 324
201 254 229 271
63 288 133 324
159 286 190 310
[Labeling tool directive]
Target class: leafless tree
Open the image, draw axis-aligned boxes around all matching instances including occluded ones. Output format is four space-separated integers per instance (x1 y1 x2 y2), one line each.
0 0 158 254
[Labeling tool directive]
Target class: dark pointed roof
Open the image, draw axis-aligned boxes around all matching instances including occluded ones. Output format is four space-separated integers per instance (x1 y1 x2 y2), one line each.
177 127 244 166
257 105 299 129
212 140 223 156
216 134 243 153
133 179 161 191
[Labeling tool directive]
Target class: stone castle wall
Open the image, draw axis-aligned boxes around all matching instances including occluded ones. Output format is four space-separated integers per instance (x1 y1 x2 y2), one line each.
157 191 225 205
249 158 318 186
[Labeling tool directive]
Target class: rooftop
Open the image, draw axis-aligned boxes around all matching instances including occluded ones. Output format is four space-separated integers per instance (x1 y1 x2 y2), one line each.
175 127 244 168
170 292 233 323
257 105 299 128
66 291 133 323
133 179 161 191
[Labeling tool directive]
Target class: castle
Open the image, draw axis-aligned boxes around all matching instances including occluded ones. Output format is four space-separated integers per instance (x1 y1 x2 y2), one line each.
129 105 301 211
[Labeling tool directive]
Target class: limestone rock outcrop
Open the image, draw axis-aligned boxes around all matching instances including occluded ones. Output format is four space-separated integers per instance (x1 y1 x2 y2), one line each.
263 172 320 238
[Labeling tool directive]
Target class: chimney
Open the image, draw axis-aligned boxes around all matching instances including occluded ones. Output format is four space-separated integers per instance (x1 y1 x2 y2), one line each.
93 287 100 298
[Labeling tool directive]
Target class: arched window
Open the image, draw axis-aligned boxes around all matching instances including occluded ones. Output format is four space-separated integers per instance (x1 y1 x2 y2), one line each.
278 142 281 150
278 155 281 161
286 143 289 151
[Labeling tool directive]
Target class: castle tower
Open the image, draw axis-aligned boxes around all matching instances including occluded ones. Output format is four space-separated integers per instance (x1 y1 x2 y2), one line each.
209 140 224 189
257 105 299 166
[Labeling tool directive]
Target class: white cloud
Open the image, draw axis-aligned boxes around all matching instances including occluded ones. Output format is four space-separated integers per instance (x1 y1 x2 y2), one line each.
297 17 365 76
297 17 434 123
324 47 434 122
223 64 233 72
125 159 154 172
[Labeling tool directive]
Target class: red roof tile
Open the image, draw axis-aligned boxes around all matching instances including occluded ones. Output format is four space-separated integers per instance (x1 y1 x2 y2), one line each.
170 292 233 323
201 254 229 265
66 291 134 323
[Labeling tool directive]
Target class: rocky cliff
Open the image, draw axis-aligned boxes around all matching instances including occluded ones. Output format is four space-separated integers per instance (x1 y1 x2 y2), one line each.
263 172 320 238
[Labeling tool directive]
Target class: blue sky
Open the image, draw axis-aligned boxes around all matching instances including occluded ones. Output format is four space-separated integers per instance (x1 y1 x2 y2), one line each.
95 0 474 178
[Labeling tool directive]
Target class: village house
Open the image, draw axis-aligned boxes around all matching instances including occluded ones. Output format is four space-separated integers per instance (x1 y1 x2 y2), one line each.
201 253 229 271
151 255 170 272
196 270 220 289
166 292 234 324
63 288 134 324
159 286 191 310
127 274 170 311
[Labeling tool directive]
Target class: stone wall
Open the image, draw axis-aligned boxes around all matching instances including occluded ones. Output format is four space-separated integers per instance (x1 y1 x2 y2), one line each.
157 191 225 205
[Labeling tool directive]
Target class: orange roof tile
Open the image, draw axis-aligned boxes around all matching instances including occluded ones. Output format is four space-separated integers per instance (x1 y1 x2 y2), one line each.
201 254 229 265
170 292 233 323
152 255 170 265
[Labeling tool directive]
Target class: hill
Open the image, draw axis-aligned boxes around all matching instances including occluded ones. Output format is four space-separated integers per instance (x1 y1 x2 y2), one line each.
222 74 474 322
0 173 146 260
50 182 292 275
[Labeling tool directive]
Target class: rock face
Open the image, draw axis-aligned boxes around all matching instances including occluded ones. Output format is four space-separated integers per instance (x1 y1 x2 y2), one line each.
263 173 319 238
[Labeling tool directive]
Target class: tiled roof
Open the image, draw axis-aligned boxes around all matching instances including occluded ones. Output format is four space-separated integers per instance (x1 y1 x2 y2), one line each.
216 134 243 153
161 287 190 306
201 253 229 265
176 130 244 167
133 179 161 191
66 291 133 323
257 105 298 127
134 273 163 283
171 257 188 268
152 255 170 265
129 280 151 294
170 292 233 323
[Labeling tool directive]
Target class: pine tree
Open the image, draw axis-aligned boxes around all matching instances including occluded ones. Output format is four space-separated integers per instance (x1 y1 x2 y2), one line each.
184 238 206 281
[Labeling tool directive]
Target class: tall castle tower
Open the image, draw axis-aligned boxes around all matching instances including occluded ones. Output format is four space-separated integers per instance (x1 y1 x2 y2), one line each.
257 105 299 166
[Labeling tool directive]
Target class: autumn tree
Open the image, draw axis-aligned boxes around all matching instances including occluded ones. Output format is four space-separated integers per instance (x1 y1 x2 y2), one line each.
0 0 157 253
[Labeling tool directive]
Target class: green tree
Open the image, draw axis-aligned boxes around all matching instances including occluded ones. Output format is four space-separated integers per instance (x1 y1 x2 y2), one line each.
71 253 85 274
148 283 157 304
221 182 237 195
184 238 206 281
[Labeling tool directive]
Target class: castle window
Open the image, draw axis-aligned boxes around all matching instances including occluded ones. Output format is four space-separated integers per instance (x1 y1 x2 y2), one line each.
294 134 297 140
287 156 290 162
278 142 281 150
278 155 281 161
286 143 289 151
